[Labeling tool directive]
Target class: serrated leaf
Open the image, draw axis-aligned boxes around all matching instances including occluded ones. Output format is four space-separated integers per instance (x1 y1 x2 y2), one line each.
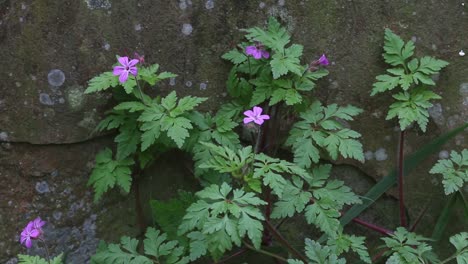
87 148 134 202
85 72 119 94
18 254 64 264
449 232 468 264
430 149 468 195
383 29 408 66
327 234 371 263
305 202 341 236
244 17 291 52
222 49 248 64
371 74 400 96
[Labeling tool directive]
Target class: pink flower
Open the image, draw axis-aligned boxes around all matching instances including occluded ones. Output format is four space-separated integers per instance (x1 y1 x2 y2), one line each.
317 54 329 66
32 217 46 233
20 221 40 248
243 106 270 125
113 56 139 83
245 43 270 60
134 52 145 64
309 54 329 71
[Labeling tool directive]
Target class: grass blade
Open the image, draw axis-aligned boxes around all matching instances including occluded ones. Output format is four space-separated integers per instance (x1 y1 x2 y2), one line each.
319 123 467 242
431 193 458 241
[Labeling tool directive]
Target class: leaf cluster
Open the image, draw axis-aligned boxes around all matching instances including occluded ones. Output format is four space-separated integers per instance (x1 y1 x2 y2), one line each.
92 227 188 264
271 164 361 237
178 183 266 260
430 149 468 195
18 254 63 264
87 148 134 202
381 227 438 264
371 29 449 131
222 17 329 107
286 100 364 168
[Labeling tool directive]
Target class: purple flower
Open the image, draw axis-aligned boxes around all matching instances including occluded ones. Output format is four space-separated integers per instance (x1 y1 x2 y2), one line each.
20 221 40 248
243 106 270 125
309 54 329 71
32 217 46 233
113 56 139 83
317 54 329 66
245 43 270 60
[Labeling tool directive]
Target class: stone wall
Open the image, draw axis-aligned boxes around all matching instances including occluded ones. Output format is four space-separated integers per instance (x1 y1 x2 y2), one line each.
0 0 467 262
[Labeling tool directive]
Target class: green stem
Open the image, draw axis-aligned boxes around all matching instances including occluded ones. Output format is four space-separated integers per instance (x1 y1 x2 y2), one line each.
243 242 288 262
439 249 467 264
38 238 51 263
134 76 147 105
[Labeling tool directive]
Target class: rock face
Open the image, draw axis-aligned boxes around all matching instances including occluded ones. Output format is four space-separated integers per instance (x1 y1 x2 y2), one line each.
0 0 467 262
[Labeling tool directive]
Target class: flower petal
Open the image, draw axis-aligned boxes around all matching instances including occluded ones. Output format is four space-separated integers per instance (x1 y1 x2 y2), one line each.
128 59 139 67
254 118 264 125
30 229 40 238
243 117 254 124
318 54 329 66
261 50 270 59
245 46 257 56
118 56 129 67
113 66 125 76
24 238 32 248
119 71 129 83
259 114 270 120
252 50 262 59
252 106 262 116
243 110 254 118
129 67 138 76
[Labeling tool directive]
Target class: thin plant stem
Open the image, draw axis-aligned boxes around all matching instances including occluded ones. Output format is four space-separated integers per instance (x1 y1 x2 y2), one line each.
213 248 248 264
372 248 388 263
132 166 146 235
134 76 147 105
264 220 308 263
410 200 431 232
398 130 407 227
440 250 467 264
38 238 51 262
243 242 288 263
351 217 393 236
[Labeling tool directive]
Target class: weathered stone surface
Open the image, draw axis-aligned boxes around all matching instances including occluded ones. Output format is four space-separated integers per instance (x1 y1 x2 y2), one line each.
1 0 467 262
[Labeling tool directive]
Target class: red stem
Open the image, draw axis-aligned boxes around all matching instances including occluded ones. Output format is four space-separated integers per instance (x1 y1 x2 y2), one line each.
398 130 407 227
264 220 308 263
213 248 248 264
351 217 393 236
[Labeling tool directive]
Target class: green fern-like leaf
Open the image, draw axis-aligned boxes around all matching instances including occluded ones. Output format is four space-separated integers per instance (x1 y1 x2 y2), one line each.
178 183 266 259
85 72 119 94
449 232 468 264
199 142 252 178
286 101 364 168
271 177 312 218
381 227 437 264
92 228 188 264
327 233 371 263
244 16 291 52
386 87 441 132
87 148 134 202
143 228 189 264
18 254 63 264
383 29 414 67
430 149 468 195
222 49 248 65
139 92 206 149
254 153 310 197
